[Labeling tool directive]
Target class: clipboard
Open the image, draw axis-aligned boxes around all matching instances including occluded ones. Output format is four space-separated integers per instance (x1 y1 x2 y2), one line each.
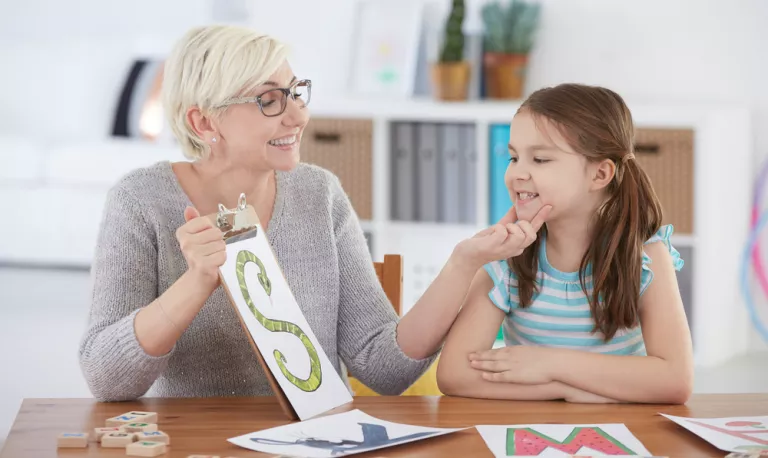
204 193 353 422
204 193 299 421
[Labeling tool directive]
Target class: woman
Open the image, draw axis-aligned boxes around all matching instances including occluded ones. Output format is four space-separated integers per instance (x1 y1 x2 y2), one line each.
78 24 548 401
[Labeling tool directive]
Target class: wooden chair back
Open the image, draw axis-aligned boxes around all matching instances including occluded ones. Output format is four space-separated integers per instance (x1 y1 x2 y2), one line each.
373 254 403 316
356 253 441 396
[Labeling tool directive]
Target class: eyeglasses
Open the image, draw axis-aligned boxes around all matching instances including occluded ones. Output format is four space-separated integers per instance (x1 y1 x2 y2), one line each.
214 79 312 117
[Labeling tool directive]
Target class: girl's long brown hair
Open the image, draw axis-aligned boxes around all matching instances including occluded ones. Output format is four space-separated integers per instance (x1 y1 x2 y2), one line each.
510 84 663 340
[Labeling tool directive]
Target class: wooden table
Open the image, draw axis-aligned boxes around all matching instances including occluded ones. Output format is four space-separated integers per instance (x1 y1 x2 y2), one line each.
2 394 766 457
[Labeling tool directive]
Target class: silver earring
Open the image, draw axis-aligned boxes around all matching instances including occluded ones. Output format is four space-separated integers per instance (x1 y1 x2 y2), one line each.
211 137 217 143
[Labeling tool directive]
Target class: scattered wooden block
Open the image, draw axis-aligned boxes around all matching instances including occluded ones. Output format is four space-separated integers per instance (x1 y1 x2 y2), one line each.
92 426 122 441
101 431 136 447
121 422 158 433
135 430 170 445
126 441 167 457
105 413 145 427
56 432 88 448
124 411 158 423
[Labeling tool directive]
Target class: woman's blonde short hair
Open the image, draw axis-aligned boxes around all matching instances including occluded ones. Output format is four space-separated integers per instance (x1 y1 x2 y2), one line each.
162 25 290 160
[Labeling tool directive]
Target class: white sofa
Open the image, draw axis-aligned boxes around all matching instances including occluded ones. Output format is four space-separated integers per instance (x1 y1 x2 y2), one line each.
0 135 186 267
0 36 189 267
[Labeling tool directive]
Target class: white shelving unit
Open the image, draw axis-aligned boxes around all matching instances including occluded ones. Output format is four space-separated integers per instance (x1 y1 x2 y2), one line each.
311 95 752 368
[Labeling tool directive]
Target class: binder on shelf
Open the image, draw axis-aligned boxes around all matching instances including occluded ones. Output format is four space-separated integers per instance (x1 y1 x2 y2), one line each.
489 124 512 225
438 123 462 224
459 124 477 224
416 122 439 222
390 122 416 221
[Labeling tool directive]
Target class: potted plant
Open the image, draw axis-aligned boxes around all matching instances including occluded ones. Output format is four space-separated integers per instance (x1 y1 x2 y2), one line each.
481 0 541 99
431 0 471 101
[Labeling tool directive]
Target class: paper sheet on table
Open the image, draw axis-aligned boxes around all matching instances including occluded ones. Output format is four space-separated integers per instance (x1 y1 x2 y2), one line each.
476 423 652 457
228 409 466 457
661 414 768 454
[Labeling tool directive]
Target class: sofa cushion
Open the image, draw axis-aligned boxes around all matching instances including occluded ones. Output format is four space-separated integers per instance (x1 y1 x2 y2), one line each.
43 138 187 187
0 186 106 265
0 136 46 183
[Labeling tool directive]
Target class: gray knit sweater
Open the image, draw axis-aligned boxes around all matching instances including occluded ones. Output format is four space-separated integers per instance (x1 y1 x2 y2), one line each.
79 161 435 401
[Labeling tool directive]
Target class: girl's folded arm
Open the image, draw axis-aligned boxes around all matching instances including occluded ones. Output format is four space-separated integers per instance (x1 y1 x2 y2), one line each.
546 242 694 404
437 269 575 401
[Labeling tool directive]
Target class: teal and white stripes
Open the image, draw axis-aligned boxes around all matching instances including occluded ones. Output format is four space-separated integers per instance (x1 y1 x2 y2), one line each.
483 224 684 357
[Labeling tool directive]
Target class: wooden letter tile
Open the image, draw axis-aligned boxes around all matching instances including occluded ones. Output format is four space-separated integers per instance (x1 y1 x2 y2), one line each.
92 426 122 441
121 422 158 433
56 432 88 448
105 414 144 427
101 431 136 447
127 441 167 457
124 411 158 423
135 430 170 445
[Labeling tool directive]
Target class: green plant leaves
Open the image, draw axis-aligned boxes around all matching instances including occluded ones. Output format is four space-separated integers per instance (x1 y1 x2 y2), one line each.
481 0 541 54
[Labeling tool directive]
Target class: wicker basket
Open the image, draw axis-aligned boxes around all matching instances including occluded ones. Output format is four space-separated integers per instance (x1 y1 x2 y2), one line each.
633 128 695 235
300 118 373 220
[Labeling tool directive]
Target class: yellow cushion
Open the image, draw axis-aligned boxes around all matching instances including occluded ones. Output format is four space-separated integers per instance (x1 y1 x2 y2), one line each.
349 359 442 396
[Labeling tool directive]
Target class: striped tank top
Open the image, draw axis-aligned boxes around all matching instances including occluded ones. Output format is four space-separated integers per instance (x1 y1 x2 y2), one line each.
483 225 684 356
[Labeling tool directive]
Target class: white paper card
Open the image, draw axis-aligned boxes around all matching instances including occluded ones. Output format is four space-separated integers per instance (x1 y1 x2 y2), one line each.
220 229 353 420
228 409 465 457
661 414 768 454
476 423 652 457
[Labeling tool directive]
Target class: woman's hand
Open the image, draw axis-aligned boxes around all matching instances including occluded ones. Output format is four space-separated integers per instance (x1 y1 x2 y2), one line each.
453 205 552 271
176 206 227 292
469 345 556 385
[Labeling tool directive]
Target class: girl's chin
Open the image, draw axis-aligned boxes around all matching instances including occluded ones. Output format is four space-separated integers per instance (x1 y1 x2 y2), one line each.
514 202 542 220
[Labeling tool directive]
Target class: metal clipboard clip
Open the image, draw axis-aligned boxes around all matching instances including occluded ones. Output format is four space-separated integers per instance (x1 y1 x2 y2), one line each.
207 193 261 241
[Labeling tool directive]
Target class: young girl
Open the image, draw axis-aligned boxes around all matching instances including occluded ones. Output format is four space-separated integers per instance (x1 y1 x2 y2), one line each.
436 83 693 404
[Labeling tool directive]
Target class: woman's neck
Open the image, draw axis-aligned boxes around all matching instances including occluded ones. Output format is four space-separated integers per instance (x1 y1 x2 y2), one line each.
185 158 277 228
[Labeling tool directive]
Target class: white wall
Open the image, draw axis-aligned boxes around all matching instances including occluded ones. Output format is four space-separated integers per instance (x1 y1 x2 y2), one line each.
2 0 767 153
3 0 767 148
